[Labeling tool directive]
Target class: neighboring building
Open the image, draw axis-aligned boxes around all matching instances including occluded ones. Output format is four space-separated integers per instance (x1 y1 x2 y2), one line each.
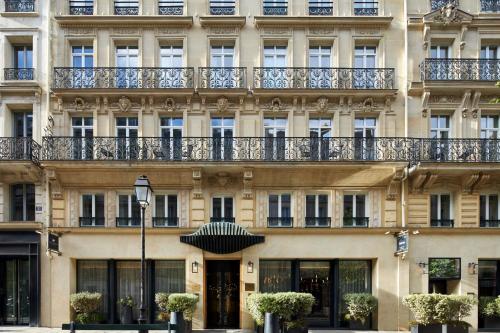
1 0 500 331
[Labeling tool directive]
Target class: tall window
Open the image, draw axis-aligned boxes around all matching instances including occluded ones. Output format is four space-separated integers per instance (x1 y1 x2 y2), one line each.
210 0 236 15
154 195 178 227
116 117 139 160
72 117 93 160
309 0 333 15
309 46 332 88
13 112 33 159
354 46 376 88
263 0 288 15
72 46 94 88
268 194 292 227
9 45 33 80
261 45 288 88
480 116 499 161
114 0 139 15
264 117 287 160
430 45 450 58
309 118 332 160
305 194 330 227
259 261 293 292
480 195 499 227
430 194 453 227
353 0 378 15
80 194 105 227
343 194 368 227
160 45 183 67
77 261 109 316
209 45 236 88
211 197 234 223
117 194 141 227
69 1 94 15
430 45 453 80
116 46 138 88
158 117 183 160
481 116 499 139
430 115 451 161
264 45 287 67
11 184 35 221
211 117 234 160
159 0 183 15
354 117 376 160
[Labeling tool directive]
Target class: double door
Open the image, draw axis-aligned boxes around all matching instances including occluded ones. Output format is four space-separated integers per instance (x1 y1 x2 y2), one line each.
0 259 30 325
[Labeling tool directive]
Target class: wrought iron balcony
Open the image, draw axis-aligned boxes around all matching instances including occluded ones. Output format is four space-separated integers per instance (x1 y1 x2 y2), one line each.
415 139 500 163
159 6 183 15
114 6 139 15
210 217 236 223
305 217 331 227
421 59 500 81
198 67 246 89
69 6 94 15
353 2 378 16
481 0 500 12
4 0 35 12
343 217 369 228
0 137 40 164
431 0 458 10
42 137 414 162
153 217 179 227
431 219 454 227
79 217 105 227
210 0 235 15
480 219 500 228
268 217 293 228
263 0 288 15
309 1 333 15
4 68 34 81
52 67 195 89
116 217 141 227
253 67 395 90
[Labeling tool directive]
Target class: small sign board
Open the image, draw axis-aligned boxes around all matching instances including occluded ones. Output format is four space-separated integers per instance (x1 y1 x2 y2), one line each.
48 233 61 254
395 231 409 255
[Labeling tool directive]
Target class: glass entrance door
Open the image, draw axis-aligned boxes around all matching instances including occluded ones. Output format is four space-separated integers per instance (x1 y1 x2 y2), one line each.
299 261 331 327
0 258 30 325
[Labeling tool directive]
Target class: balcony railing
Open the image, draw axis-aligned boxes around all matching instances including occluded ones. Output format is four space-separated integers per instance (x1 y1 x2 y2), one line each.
343 217 369 228
481 0 500 12
4 68 34 80
263 0 287 15
69 6 94 15
421 59 500 81
431 0 459 10
0 137 40 164
210 0 235 15
210 217 236 223
198 67 246 89
116 217 141 227
253 67 395 89
416 139 500 163
153 217 179 227
4 0 35 12
79 217 105 227
159 0 183 14
480 220 500 228
305 217 331 227
268 217 293 227
431 219 454 227
42 137 414 162
353 2 378 16
114 6 139 15
309 1 333 15
52 67 195 89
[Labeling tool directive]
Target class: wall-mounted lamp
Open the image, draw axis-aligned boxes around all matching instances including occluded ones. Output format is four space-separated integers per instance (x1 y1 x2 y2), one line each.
418 262 428 274
468 263 478 275
192 261 199 274
247 261 254 273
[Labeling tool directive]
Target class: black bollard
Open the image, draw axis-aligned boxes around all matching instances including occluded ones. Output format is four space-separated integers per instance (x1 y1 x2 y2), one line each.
264 313 280 333
170 311 186 333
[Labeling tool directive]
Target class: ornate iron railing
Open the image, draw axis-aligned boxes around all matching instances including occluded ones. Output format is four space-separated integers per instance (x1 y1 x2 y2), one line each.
431 219 454 227
415 139 500 163
0 137 40 165
343 217 369 228
79 217 105 227
305 217 331 227
210 0 235 15
4 0 35 12
263 0 288 15
268 217 293 227
198 67 246 89
309 0 333 15
153 217 179 227
353 1 378 15
159 5 182 14
421 59 500 81
481 0 500 12
116 217 141 227
114 6 139 15
431 0 459 10
69 6 94 15
52 67 195 89
253 67 395 89
4 68 34 80
480 219 500 228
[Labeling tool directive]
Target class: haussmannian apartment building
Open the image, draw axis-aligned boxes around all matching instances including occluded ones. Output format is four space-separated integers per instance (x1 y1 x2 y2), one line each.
1 0 500 331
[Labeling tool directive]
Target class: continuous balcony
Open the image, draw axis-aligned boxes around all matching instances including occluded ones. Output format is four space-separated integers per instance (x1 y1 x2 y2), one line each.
159 0 183 15
416 139 500 163
4 0 35 12
481 0 500 12
52 67 195 90
421 59 500 81
430 0 459 10
309 1 333 15
198 67 246 89
353 1 378 15
253 67 395 90
0 137 40 164
4 68 34 81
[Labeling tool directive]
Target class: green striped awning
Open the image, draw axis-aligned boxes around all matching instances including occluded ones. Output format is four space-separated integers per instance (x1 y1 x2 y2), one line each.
180 222 265 254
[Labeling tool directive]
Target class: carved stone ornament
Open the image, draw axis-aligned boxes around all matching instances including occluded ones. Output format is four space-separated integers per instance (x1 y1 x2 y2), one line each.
422 109 429 118
216 96 229 112
268 97 285 112
73 97 87 111
118 96 132 112
316 97 329 112
434 4 462 25
163 98 177 112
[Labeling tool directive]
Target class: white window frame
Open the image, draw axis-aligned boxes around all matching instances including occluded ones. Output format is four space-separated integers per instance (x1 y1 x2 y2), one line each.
116 117 138 137
80 193 105 227
72 117 93 137
71 45 94 68
481 46 500 60
117 194 137 218
160 45 183 68
305 193 330 217
430 115 451 139
309 45 332 68
354 46 376 68
354 117 377 137
343 193 369 219
211 117 235 137
263 45 287 67
153 194 179 218
116 45 139 67
481 115 499 139
268 193 293 218
264 117 288 137
211 196 234 219
160 117 183 138
430 193 453 220
480 194 500 220
210 45 235 68
309 117 333 137
430 45 450 59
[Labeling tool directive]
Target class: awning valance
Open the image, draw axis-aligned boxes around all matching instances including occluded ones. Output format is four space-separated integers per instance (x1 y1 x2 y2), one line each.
180 223 265 254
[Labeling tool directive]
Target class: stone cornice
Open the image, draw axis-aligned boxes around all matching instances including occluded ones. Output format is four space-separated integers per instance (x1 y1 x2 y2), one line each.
254 15 393 28
199 15 246 28
54 15 194 28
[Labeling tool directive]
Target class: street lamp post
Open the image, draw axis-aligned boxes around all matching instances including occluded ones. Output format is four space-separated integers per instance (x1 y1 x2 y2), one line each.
134 175 153 331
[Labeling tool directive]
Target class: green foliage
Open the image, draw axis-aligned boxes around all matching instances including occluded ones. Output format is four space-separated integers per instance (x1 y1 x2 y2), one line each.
403 294 477 326
343 293 378 324
245 292 315 329
428 259 459 279
165 293 199 321
70 292 102 324
118 296 135 307
479 297 500 318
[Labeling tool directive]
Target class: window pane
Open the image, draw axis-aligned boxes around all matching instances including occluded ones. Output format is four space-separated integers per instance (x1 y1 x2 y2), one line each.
156 195 165 217
168 195 178 218
224 197 233 218
430 195 438 220
213 198 222 218
356 195 366 218
343 195 353 218
440 195 451 220
269 195 279 217
26 184 35 221
119 195 128 217
338 260 371 328
480 196 487 220
95 195 104 219
259 261 292 293
490 195 498 220
281 194 291 217
306 195 316 217
318 195 328 218
77 261 108 316
82 195 93 217
155 261 185 293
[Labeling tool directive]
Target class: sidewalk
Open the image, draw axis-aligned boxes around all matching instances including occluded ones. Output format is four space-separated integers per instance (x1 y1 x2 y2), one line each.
0 328 412 333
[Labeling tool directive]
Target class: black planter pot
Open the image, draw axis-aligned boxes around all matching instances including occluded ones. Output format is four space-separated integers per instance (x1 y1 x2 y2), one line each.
171 311 186 333
119 306 133 325
185 320 193 333
285 327 307 333
255 322 264 333
411 324 468 333
484 316 500 329
264 313 280 333
349 319 368 330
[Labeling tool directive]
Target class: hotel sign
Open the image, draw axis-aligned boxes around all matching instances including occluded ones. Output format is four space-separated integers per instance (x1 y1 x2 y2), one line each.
48 233 61 255
395 231 409 256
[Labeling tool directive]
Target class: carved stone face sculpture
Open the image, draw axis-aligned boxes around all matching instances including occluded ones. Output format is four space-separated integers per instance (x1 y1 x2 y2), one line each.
216 97 229 112
118 96 131 112
317 97 328 112
164 98 175 112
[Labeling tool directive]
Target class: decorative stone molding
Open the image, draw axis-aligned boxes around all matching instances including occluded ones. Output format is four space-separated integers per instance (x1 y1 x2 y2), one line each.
434 4 462 25
411 172 438 194
267 97 285 112
162 98 177 112
216 96 229 112
243 169 253 199
46 169 62 200
387 170 404 201
316 97 329 113
117 96 132 112
421 92 430 118
192 169 202 199
463 173 490 194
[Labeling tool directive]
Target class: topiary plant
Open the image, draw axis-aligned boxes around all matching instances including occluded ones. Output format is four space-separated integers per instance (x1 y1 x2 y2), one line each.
344 293 378 324
167 293 199 321
479 297 500 318
246 293 276 326
70 292 103 324
155 293 170 321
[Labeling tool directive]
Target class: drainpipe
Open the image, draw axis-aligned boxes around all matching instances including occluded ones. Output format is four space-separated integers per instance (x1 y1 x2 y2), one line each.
401 163 419 228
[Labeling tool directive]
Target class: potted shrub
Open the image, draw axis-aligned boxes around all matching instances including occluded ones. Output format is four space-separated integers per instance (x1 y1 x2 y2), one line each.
247 293 280 333
167 293 199 333
403 294 477 333
70 292 103 324
155 292 170 322
118 296 135 324
479 296 500 329
344 293 378 329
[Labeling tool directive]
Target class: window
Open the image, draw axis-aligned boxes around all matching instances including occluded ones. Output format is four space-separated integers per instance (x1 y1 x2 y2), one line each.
480 116 500 161
159 45 184 88
11 184 35 222
7 45 33 80
264 117 287 160
430 194 453 227
264 45 287 67
430 45 454 80
154 195 178 227
209 45 237 88
428 258 461 294
480 195 499 227
210 0 236 15
159 0 183 15
72 46 94 68
261 45 288 88
430 115 451 161
263 0 288 15
354 0 378 15
211 117 234 160
158 117 183 160
114 0 139 15
268 194 292 227
69 1 94 15
309 118 332 160
116 46 139 88
72 117 93 160
4 0 35 12
116 117 139 160
259 261 293 292
160 45 183 68
77 261 109 316
117 194 141 227
12 112 33 159
309 46 332 88
354 46 377 88
354 117 376 160
305 194 330 227
211 197 234 223
115 116 139 137
481 116 499 139
343 194 368 227
309 0 333 15
431 45 450 59
80 194 105 227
